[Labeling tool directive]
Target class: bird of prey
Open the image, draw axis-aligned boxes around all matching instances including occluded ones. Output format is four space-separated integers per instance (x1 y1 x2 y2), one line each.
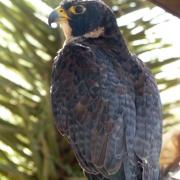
48 0 162 179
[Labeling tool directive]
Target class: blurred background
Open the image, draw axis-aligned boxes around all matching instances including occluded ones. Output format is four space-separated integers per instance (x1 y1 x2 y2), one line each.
0 0 179 179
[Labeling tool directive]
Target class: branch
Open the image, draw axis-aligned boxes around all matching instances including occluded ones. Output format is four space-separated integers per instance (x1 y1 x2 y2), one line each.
147 0 180 18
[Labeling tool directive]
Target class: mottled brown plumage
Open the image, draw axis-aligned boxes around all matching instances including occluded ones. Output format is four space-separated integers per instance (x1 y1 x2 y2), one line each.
49 0 162 179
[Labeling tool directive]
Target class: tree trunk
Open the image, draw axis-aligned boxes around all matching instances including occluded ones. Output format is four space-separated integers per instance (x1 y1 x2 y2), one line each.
147 0 180 18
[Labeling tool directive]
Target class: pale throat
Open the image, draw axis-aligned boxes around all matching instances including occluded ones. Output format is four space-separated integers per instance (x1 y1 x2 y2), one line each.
60 21 105 43
60 22 72 41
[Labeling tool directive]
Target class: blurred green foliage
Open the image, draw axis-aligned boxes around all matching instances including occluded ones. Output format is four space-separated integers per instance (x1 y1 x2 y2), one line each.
0 0 179 179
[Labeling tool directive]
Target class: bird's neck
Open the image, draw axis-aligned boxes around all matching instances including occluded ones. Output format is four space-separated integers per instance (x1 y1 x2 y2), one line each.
102 28 130 56
83 27 105 39
64 27 105 45
62 22 130 57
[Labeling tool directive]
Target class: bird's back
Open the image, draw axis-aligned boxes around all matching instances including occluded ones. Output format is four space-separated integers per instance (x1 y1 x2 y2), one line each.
51 37 162 180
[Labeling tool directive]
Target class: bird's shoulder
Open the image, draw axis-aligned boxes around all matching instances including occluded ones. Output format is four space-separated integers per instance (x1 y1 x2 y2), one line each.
54 41 96 69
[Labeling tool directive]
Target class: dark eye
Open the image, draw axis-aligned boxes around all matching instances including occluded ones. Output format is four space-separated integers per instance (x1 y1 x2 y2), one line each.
75 5 86 14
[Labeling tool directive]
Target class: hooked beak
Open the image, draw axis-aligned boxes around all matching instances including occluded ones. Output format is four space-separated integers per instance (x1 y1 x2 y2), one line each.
48 7 69 27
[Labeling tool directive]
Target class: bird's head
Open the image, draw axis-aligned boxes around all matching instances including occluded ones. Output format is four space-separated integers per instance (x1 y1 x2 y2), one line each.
48 0 119 40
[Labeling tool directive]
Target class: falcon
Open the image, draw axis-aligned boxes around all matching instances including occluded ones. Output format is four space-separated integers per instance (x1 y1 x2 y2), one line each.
48 0 162 179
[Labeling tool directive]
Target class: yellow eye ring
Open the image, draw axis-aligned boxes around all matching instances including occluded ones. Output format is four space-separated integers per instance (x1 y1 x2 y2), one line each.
69 5 86 14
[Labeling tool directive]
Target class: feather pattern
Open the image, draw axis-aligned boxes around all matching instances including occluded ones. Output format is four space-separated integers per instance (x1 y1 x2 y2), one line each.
51 36 162 179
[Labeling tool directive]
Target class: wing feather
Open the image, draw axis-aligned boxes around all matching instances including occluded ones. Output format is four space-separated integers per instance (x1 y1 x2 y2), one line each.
134 68 162 180
51 43 134 176
51 43 162 179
